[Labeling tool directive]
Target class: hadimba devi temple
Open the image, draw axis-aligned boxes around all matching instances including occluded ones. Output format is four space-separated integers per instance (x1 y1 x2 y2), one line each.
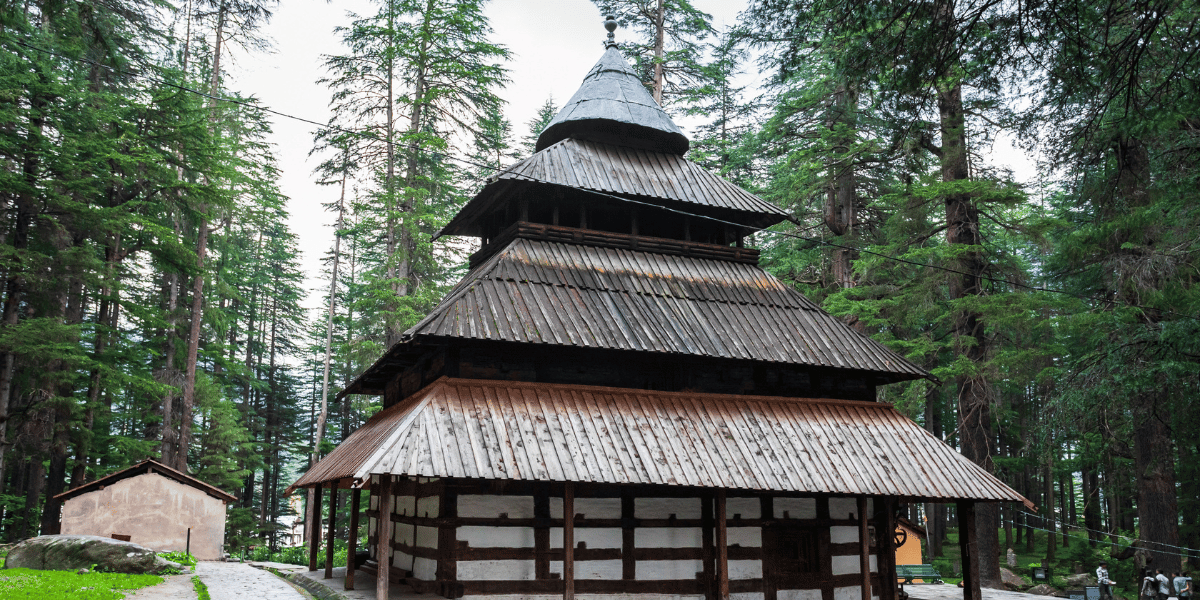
289 17 1029 600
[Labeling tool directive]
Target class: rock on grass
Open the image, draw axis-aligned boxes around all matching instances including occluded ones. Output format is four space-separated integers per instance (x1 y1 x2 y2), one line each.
4 535 180 574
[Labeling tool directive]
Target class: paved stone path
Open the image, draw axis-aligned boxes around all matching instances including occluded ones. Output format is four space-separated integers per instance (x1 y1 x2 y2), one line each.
907 585 1059 600
290 567 425 600
196 562 313 600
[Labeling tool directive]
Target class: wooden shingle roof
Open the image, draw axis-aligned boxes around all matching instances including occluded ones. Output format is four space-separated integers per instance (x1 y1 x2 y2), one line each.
439 138 789 238
290 377 1030 507
536 45 688 155
405 236 928 378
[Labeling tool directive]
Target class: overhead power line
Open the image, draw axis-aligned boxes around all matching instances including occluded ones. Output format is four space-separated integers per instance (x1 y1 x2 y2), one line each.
1001 518 1199 561
5 33 1198 323
1015 510 1199 555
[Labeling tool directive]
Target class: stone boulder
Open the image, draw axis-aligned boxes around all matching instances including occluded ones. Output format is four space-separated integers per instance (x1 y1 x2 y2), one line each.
1066 573 1097 587
1001 567 1030 591
4 535 180 574
1027 584 1066 597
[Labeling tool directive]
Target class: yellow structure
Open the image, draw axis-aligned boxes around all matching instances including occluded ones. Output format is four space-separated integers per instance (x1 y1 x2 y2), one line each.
895 518 926 565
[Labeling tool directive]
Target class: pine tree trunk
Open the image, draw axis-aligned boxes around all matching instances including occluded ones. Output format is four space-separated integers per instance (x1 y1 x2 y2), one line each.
1083 465 1101 546
1133 394 1180 572
938 70 1000 586
0 83 45 498
652 0 664 104
176 0 227 473
1045 459 1056 562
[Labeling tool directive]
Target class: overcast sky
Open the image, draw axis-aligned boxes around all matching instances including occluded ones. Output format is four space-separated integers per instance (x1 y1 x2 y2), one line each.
223 0 1031 313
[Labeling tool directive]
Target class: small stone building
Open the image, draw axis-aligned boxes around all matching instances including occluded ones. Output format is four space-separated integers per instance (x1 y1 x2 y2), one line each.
54 459 236 560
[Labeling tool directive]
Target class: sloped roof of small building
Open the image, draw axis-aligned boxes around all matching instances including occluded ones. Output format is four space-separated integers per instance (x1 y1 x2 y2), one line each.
289 377 1030 507
439 137 790 238
407 236 927 377
54 459 237 503
536 45 688 155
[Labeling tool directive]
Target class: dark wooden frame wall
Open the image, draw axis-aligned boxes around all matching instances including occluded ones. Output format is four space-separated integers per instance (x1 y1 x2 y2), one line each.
360 477 900 600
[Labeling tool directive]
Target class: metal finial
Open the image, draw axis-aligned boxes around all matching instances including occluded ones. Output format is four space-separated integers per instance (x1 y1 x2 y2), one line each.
604 15 618 47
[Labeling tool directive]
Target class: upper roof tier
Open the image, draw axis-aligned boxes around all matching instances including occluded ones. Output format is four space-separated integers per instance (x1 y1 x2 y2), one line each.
438 137 790 239
535 45 689 155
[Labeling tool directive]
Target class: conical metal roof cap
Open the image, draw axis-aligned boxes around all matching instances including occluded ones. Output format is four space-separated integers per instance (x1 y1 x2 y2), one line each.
535 43 689 155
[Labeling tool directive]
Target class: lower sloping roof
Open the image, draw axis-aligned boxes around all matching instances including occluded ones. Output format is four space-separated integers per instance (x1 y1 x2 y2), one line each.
54 459 237 503
288 377 1029 508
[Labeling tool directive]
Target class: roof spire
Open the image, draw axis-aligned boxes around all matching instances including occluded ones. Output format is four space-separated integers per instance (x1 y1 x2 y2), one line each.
604 15 618 48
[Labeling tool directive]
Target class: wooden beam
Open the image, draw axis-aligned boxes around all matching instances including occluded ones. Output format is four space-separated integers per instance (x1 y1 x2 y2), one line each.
957 501 981 600
564 482 575 600
717 489 729 600
325 483 338 579
346 488 361 590
377 476 392 600
308 484 323 572
858 497 872 600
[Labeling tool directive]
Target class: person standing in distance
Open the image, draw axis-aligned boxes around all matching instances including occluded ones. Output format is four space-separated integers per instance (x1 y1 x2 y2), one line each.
1097 561 1115 600
1173 572 1190 600
1158 569 1173 600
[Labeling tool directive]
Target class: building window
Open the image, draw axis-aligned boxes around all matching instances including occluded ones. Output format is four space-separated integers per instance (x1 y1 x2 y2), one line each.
772 526 820 576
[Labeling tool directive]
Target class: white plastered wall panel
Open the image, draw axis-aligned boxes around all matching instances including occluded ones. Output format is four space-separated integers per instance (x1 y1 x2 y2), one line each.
575 498 621 519
829 498 871 520
831 554 879 575
636 559 705 580
726 497 760 519
636 498 701 519
728 527 761 547
459 525 536 548
729 559 763 580
775 497 817 519
549 559 624 580
778 590 823 600
395 495 416 516
635 527 704 548
413 556 438 581
550 527 623 549
830 526 859 544
833 586 876 600
730 593 766 600
416 495 440 518
458 559 537 581
458 495 535 519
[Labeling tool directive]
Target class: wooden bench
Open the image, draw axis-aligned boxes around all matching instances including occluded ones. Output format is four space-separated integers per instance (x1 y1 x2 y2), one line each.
896 564 944 584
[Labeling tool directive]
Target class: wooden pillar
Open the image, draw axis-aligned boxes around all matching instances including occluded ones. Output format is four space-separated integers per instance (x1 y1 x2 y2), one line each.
308 484 323 572
377 475 392 600
957 501 981 600
716 490 729 600
875 498 897 600
325 482 338 579
346 488 361 590
564 482 575 600
859 497 873 600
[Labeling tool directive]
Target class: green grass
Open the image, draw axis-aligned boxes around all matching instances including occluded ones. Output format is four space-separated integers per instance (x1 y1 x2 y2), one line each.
0 568 163 599
158 551 197 568
192 575 210 600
